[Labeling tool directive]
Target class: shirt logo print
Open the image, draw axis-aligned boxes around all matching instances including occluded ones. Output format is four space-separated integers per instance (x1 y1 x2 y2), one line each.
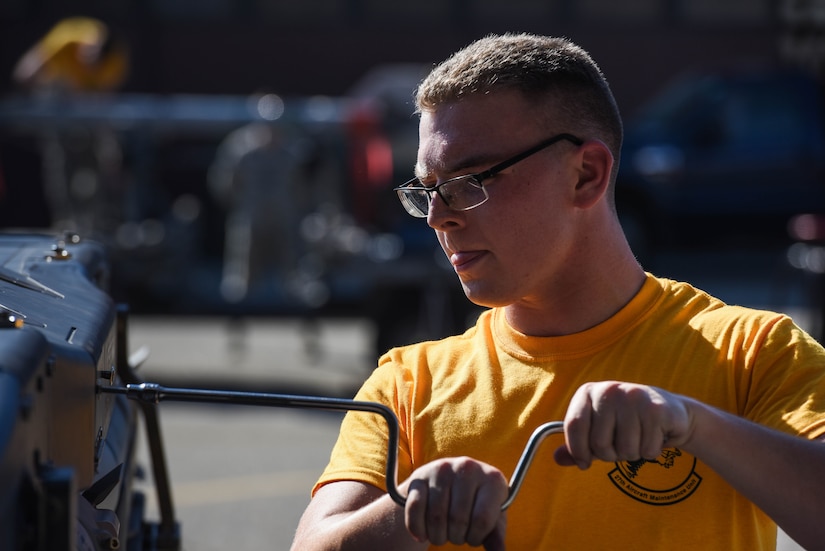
608 448 702 505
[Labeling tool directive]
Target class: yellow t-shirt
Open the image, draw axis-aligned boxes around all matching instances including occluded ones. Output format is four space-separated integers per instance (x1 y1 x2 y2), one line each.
315 274 825 550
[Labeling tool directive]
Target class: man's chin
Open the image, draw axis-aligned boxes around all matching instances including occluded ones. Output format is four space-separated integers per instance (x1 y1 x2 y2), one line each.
461 282 507 309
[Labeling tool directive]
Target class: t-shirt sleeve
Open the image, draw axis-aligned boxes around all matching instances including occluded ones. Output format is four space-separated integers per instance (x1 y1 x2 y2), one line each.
745 315 825 440
312 359 414 497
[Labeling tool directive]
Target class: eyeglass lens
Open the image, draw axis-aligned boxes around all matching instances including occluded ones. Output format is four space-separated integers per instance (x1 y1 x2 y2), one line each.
398 176 486 217
439 177 485 210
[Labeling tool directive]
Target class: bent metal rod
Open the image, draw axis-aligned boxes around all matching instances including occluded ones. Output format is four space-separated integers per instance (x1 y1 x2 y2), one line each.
101 382 564 510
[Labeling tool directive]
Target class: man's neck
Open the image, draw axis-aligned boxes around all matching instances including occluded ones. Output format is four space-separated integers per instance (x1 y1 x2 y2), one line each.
503 224 646 337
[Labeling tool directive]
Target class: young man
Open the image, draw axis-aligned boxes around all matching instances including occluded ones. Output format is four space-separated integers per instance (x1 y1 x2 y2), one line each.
292 33 825 550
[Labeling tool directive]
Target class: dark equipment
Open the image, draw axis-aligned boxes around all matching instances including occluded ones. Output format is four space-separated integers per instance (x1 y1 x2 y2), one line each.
0 231 150 551
0 231 562 550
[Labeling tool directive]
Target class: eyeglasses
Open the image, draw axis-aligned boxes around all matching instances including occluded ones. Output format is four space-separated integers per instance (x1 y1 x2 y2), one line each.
394 133 583 218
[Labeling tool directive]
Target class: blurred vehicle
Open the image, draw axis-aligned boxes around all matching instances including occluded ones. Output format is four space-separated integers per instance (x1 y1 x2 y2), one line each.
0 65 477 357
615 67 825 260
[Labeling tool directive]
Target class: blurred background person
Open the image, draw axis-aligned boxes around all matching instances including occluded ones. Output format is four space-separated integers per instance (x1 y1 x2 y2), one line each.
10 16 130 238
12 15 128 95
209 114 307 305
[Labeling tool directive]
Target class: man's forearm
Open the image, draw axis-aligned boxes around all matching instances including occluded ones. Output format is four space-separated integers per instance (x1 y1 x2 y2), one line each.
685 399 825 550
291 490 426 551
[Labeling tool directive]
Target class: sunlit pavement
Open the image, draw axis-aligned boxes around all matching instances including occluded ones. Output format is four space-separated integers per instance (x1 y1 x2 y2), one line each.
129 316 374 550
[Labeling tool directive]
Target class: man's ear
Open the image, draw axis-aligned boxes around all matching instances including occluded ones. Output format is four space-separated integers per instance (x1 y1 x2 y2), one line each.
572 140 613 210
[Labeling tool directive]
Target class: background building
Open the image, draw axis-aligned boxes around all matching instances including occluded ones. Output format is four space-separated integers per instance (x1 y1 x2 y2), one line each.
0 0 810 115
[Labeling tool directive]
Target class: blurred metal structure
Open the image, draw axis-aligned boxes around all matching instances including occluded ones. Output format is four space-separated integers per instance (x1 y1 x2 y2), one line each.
0 88 474 353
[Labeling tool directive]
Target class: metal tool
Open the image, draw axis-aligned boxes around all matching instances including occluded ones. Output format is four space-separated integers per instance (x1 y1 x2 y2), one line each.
101 382 564 510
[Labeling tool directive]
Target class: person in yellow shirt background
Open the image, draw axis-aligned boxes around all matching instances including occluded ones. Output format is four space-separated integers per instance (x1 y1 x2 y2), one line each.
10 16 130 235
12 16 129 94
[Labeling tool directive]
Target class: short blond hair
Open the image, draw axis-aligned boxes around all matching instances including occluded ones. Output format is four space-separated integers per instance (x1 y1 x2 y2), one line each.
416 33 623 180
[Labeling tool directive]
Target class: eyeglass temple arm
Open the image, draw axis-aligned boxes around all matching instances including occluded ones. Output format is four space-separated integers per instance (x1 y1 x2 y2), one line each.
478 133 584 181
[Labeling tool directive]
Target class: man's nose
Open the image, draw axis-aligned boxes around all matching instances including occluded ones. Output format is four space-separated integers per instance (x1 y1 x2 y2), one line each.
427 192 461 229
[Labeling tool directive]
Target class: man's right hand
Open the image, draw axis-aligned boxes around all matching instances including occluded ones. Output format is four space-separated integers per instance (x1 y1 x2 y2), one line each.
403 457 509 550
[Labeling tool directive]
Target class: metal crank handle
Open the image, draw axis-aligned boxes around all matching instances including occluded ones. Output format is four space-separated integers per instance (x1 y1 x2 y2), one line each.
501 421 564 510
102 383 564 510
101 382 407 506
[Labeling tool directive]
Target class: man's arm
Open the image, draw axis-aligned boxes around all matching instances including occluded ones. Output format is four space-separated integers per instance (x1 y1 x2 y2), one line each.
685 400 825 551
291 457 509 551
291 481 424 551
12 46 47 87
555 381 825 551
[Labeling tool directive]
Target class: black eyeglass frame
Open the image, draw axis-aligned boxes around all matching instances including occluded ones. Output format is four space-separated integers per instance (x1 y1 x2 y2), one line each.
394 132 584 218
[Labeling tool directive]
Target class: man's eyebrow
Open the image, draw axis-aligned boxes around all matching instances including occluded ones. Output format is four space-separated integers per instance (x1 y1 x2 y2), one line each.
414 151 500 181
